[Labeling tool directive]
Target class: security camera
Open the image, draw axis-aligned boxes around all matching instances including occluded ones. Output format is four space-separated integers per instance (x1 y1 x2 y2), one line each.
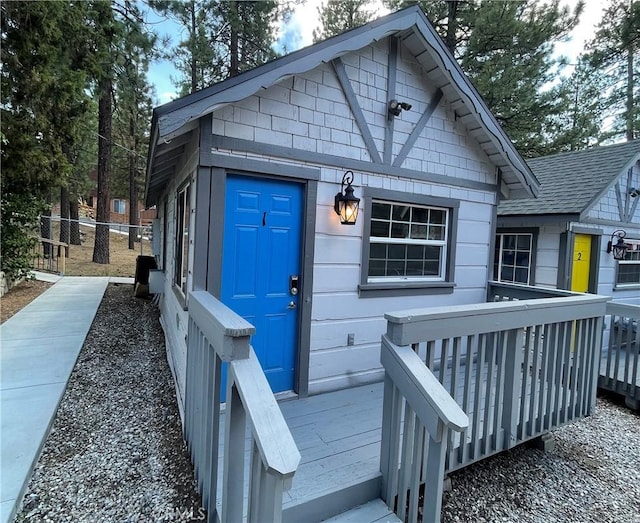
388 100 412 117
629 187 640 198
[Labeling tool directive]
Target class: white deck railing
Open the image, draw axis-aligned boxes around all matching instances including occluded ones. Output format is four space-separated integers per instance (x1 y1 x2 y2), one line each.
381 291 608 522
185 291 300 523
600 302 640 410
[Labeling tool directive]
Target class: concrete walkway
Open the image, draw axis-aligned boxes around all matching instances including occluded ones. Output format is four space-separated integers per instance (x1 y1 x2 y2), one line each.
0 277 114 523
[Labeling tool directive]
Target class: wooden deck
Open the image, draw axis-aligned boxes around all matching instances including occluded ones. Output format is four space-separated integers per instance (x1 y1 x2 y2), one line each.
186 288 608 523
216 383 386 522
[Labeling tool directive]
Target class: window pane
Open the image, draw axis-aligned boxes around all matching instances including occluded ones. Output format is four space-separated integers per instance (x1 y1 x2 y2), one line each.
503 235 516 249
371 202 390 219
502 249 515 265
371 220 389 237
369 260 386 276
412 207 428 223
430 209 446 225
388 244 406 260
515 251 529 267
428 225 445 240
387 260 405 276
517 235 531 249
392 205 410 221
424 260 440 275
391 222 409 238
406 261 424 275
407 245 425 259
515 268 529 284
501 266 515 282
410 224 427 239
370 243 387 258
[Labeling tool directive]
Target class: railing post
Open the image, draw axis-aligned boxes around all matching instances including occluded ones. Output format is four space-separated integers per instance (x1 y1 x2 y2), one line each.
502 327 524 448
422 423 447 523
222 382 246 523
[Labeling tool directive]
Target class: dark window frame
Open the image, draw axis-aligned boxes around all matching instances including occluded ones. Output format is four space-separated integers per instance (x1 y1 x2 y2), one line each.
359 188 459 297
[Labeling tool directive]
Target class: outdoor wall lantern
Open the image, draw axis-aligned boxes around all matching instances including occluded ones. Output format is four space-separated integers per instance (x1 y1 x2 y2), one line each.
334 171 360 225
607 229 628 260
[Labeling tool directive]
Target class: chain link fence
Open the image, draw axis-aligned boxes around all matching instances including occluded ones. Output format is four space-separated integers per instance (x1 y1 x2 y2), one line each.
34 215 154 277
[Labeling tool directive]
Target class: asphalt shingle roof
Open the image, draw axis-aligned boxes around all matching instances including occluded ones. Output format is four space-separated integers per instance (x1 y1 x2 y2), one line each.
498 140 640 216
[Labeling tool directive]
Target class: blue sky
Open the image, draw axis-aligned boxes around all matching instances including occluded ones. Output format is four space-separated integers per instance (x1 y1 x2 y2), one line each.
146 0 603 107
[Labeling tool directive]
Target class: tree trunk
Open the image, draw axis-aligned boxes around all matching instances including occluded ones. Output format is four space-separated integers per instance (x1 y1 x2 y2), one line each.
60 185 70 257
40 191 52 258
444 0 459 54
229 1 239 77
70 199 81 245
626 46 634 141
93 74 111 264
190 1 197 93
128 117 138 250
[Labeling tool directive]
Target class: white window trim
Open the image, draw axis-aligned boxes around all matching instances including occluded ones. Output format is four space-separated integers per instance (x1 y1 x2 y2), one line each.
368 200 449 283
494 232 534 285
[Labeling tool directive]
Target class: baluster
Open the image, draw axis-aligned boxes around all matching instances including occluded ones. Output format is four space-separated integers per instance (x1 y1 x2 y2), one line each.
222 382 246 523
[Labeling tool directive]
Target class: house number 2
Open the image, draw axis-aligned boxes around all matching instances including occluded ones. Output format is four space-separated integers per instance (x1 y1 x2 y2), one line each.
577 252 582 260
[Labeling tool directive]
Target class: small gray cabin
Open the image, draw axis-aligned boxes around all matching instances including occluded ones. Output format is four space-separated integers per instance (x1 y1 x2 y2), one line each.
143 7 621 523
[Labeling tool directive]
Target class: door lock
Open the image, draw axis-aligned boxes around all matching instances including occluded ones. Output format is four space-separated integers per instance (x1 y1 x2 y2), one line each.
288 301 297 309
289 275 299 296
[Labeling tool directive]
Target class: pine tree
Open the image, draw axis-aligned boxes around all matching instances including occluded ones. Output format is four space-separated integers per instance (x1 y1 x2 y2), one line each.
151 0 289 93
1 1 92 277
385 0 582 157
586 0 639 142
313 0 376 43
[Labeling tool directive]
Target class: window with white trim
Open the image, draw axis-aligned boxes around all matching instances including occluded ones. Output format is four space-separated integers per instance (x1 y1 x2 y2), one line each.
494 232 533 285
174 184 191 296
616 240 640 286
368 200 449 281
113 199 126 214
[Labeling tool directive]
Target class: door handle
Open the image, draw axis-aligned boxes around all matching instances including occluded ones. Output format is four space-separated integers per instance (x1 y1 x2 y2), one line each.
287 301 296 309
289 275 299 296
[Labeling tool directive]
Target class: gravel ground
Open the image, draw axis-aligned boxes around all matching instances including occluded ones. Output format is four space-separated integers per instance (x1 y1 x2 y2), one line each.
15 284 204 523
13 282 640 522
441 395 640 523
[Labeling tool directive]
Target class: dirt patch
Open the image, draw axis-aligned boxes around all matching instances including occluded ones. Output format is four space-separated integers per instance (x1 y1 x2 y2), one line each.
1 279 53 324
36 222 153 277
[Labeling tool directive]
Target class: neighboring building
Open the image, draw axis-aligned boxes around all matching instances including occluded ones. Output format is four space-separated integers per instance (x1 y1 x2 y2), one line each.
497 140 640 303
144 6 539 414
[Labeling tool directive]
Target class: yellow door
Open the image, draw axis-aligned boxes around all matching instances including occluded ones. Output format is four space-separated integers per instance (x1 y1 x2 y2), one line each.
571 234 591 292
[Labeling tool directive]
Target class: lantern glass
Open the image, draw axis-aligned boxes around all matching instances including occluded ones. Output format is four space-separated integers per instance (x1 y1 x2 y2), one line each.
612 239 627 260
339 199 359 225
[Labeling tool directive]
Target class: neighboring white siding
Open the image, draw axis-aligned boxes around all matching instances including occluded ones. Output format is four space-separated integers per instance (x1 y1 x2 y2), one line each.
588 161 640 223
534 224 564 287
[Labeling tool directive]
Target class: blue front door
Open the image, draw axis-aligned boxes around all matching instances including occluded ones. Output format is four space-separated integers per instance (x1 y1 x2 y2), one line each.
221 175 302 394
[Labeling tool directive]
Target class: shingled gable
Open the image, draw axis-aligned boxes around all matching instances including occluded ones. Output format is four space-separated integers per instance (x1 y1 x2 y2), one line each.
498 140 640 219
146 5 538 206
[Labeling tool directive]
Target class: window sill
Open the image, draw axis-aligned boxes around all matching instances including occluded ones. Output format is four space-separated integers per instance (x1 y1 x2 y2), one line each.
358 281 455 298
613 284 640 292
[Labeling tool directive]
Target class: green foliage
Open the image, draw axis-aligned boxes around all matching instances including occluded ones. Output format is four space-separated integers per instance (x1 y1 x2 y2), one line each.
151 0 290 94
385 0 582 156
586 0 639 142
313 0 377 43
1 1 93 276
0 188 46 281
